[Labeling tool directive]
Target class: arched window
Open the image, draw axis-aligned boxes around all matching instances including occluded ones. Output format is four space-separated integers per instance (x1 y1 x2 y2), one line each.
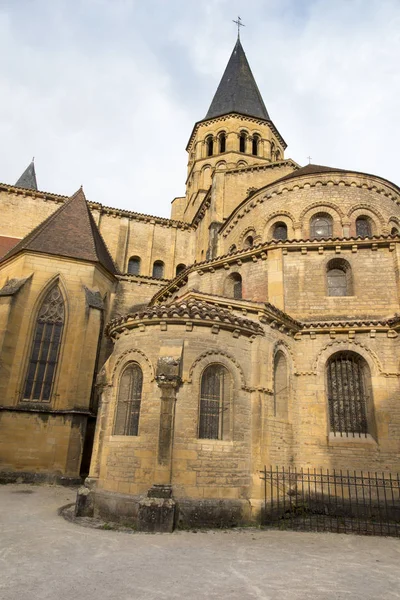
356 217 372 237
252 134 260 156
114 363 143 436
152 260 164 279
275 149 281 161
274 351 289 419
310 213 333 239
239 132 247 153
219 132 226 153
23 285 65 402
128 256 140 275
327 351 372 437
391 226 399 235
229 244 237 253
225 272 242 299
176 263 186 276
243 235 254 249
273 222 288 241
206 136 213 157
326 258 352 296
199 364 231 439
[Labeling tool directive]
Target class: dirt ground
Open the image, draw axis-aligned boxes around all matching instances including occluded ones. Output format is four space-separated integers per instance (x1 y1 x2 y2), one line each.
1 483 399 600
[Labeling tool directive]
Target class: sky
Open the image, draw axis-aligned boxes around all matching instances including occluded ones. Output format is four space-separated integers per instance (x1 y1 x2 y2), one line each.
0 0 399 218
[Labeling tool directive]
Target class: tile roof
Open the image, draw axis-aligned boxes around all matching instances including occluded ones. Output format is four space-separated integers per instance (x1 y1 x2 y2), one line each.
15 160 38 191
0 236 20 259
205 39 270 121
0 187 118 274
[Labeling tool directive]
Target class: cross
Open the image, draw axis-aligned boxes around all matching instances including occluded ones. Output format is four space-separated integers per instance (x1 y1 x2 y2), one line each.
307 156 312 164
233 16 245 39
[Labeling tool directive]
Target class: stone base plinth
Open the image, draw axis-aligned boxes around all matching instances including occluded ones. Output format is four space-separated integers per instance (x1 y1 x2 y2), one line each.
137 497 176 533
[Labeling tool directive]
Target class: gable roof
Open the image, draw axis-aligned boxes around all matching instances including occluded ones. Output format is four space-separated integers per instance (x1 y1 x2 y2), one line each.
205 39 270 121
1 187 118 274
15 160 38 191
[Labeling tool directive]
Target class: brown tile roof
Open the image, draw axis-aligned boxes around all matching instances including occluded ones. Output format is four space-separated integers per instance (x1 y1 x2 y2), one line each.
0 236 21 259
0 187 118 274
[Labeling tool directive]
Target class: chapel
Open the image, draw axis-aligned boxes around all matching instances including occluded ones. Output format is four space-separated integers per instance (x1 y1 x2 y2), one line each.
0 38 399 527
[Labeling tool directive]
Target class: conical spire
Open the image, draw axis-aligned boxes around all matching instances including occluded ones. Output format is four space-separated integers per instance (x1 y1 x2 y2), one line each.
205 39 270 121
15 159 38 191
1 186 118 274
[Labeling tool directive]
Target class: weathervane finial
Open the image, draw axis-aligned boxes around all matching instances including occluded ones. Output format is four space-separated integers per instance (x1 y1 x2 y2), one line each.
232 16 245 39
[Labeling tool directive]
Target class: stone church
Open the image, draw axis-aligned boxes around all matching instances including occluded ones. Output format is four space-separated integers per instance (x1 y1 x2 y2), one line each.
0 39 399 527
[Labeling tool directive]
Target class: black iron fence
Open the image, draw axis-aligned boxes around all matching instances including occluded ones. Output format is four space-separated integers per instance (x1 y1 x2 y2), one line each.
260 466 400 537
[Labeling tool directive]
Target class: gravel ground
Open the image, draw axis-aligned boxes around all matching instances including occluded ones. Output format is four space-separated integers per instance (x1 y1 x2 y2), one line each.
1 483 400 600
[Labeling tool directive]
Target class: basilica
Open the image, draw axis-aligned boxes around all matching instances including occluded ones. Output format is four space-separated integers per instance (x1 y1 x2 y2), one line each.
0 38 399 527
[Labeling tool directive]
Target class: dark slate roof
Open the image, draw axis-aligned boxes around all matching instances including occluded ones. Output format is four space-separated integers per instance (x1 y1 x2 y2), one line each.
15 160 38 191
276 164 343 183
205 39 270 121
1 187 118 274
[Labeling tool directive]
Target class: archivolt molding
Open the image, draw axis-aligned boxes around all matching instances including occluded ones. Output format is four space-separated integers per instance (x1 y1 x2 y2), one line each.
347 204 386 226
272 339 297 373
262 210 295 227
388 216 400 225
187 349 247 389
312 340 384 376
239 226 259 247
299 202 345 222
111 348 154 384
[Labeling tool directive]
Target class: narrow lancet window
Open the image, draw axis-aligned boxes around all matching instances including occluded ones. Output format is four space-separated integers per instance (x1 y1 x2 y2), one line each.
23 285 65 402
252 135 259 156
199 364 231 440
219 132 226 153
239 132 247 153
114 363 143 436
206 136 214 157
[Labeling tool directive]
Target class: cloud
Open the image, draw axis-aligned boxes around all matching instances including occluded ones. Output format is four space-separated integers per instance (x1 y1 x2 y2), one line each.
0 0 399 218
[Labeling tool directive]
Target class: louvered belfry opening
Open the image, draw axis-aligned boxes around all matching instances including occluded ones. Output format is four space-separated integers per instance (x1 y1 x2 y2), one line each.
114 363 143 436
327 352 369 437
199 364 230 439
23 285 64 402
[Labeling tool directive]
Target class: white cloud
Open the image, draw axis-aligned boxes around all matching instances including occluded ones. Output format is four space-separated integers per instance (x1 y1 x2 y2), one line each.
0 0 399 219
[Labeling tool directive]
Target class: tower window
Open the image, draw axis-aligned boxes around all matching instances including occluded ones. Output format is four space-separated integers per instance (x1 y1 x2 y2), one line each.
199 364 231 440
326 258 352 296
239 132 247 153
225 272 242 299
128 256 140 275
152 260 165 279
23 285 65 402
219 132 226 153
206 136 214 157
176 263 186 276
252 134 260 156
273 222 288 241
310 213 333 239
114 363 143 436
356 217 372 238
327 351 371 437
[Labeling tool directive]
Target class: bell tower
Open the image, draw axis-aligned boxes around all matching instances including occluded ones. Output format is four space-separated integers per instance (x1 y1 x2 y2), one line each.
180 38 287 224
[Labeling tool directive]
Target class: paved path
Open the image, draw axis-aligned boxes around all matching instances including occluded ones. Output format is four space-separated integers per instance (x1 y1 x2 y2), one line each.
1 484 400 600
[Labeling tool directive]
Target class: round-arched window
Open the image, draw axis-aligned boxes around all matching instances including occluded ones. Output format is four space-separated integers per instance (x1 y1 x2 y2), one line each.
310 213 333 239
356 216 372 237
273 222 288 241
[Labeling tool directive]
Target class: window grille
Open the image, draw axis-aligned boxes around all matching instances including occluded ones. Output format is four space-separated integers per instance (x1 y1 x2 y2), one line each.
23 285 64 402
356 217 372 237
152 260 164 279
199 364 230 439
114 363 143 436
327 352 369 437
310 214 333 239
273 222 288 241
128 256 140 275
326 258 352 296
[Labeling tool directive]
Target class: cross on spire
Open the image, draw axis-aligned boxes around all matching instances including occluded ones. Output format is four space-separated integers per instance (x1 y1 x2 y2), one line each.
307 155 312 164
232 16 245 39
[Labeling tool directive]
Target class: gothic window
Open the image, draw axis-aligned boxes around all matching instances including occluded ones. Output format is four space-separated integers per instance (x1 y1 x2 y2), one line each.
327 352 371 437
327 258 352 296
199 364 231 440
23 285 65 402
176 263 186 276
225 273 242 299
310 213 333 239
252 134 260 156
219 132 226 153
114 363 143 436
128 256 140 275
239 132 247 153
206 136 214 157
152 260 165 279
356 217 372 237
273 222 288 241
274 351 289 419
